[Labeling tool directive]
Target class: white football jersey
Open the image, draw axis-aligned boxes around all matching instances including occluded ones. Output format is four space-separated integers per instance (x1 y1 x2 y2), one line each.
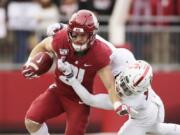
109 48 163 120
121 88 163 120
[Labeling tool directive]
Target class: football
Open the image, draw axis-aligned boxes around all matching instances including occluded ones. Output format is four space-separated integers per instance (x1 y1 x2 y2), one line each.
30 52 54 75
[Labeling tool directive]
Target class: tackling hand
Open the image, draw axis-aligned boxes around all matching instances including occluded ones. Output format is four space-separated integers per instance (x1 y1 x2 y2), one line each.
58 59 73 77
58 59 76 86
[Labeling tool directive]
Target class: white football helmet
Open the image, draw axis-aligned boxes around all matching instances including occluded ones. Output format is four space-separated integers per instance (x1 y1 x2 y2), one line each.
115 60 153 96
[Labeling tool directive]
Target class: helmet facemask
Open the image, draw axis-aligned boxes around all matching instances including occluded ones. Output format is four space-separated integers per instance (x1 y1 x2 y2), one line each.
115 74 135 97
115 60 153 97
68 29 91 52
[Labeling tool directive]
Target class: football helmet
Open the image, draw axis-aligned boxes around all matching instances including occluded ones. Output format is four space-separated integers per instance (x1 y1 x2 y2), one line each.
68 10 99 52
115 60 153 96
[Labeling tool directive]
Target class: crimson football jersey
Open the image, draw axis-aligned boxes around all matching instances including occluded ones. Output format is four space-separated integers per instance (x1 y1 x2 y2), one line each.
52 28 112 99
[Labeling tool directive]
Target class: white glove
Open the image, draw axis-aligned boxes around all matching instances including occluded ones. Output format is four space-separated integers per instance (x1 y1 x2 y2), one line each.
58 59 73 76
46 23 65 36
22 59 40 79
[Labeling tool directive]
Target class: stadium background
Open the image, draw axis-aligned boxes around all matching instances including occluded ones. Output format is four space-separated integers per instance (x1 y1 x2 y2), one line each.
0 0 180 134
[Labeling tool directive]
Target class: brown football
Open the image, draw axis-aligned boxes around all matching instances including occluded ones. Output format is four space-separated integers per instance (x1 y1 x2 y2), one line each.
30 52 53 75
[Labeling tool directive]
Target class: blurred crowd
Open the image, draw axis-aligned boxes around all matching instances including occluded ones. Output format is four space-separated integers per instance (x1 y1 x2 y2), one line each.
0 0 180 65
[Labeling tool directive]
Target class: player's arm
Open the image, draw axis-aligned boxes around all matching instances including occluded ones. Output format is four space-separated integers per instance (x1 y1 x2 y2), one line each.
97 65 122 109
70 79 113 110
22 37 54 79
28 37 54 60
58 62 113 109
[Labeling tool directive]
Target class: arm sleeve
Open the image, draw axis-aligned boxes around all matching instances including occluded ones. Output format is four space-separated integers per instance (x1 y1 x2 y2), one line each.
71 79 114 110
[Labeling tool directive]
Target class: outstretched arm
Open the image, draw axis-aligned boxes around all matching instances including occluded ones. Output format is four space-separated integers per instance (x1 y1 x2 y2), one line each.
28 37 54 59
59 76 113 110
59 62 139 115
72 79 113 110
97 65 123 109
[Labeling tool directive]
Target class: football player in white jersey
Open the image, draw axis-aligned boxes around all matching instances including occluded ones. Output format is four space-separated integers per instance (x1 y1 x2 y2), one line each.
59 57 180 135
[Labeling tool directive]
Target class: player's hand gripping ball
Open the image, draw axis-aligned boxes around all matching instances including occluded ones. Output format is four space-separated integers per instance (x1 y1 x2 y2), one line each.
22 52 53 79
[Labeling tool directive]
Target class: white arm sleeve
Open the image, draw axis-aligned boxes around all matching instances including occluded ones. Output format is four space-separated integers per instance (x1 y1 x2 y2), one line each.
71 79 113 110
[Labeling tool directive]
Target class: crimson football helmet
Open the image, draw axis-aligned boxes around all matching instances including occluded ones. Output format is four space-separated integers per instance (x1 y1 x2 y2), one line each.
115 60 153 96
68 10 99 52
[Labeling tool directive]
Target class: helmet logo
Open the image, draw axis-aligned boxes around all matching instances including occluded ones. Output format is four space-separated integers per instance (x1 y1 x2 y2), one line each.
73 27 84 33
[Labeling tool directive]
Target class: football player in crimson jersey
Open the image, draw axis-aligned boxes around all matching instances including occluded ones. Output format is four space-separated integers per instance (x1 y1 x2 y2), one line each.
22 10 120 135
60 59 180 135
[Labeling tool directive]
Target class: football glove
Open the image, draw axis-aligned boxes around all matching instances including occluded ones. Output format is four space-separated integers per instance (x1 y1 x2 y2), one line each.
22 60 40 79
57 59 74 76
